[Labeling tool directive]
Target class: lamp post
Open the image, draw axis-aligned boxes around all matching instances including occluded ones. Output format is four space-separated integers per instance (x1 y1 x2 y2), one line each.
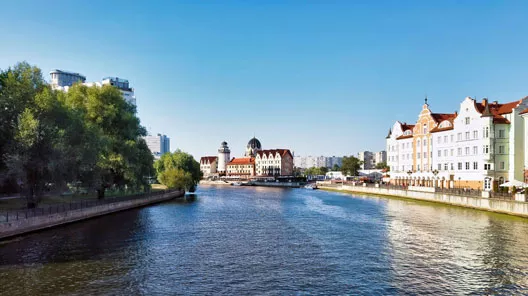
407 170 412 187
458 177 461 190
432 169 439 188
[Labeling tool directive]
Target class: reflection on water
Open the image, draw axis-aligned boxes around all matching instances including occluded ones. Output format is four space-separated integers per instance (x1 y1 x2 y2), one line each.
1 186 528 295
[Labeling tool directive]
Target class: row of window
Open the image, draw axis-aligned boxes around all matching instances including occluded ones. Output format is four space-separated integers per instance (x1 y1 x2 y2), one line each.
390 144 507 162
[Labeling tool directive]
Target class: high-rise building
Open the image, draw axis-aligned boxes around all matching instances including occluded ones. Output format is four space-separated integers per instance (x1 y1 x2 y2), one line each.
143 134 170 159
358 151 374 169
293 156 343 169
49 69 86 89
374 151 387 166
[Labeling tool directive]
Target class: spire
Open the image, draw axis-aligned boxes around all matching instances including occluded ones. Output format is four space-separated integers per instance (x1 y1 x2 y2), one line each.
424 94 428 106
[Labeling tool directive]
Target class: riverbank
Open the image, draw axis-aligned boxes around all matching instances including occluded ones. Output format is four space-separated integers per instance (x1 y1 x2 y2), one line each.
319 184 528 218
0 189 184 240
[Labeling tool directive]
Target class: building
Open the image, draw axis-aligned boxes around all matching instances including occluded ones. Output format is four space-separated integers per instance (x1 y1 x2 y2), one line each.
144 134 170 159
255 149 294 176
374 151 387 166
200 156 218 177
358 151 374 169
85 77 136 106
245 137 262 157
49 69 86 89
387 96 528 191
227 157 255 177
217 141 231 175
293 155 342 169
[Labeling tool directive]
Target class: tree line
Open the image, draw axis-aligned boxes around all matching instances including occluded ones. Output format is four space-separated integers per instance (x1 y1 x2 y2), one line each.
0 62 196 208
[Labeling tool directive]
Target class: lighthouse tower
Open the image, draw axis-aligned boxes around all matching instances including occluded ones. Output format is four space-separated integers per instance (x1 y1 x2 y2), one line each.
217 141 231 174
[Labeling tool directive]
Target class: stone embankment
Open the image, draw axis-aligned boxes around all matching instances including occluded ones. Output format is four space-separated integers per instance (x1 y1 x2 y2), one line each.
0 189 184 240
319 184 528 218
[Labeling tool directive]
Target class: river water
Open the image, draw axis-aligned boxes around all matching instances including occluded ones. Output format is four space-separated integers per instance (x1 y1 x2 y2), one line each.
1 186 528 295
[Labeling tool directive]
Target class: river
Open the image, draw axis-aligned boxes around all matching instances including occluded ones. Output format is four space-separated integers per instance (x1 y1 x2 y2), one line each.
1 185 528 295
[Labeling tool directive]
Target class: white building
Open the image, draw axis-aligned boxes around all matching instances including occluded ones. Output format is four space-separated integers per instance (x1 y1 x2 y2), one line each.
85 77 136 106
387 96 528 191
255 149 294 176
49 69 86 89
217 141 231 174
374 151 387 166
144 134 170 159
293 155 341 169
200 156 218 178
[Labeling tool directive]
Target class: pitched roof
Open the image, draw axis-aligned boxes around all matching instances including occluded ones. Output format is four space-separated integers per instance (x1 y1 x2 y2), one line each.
396 134 413 140
401 123 415 131
200 156 217 163
476 98 523 124
227 157 255 165
429 126 453 133
431 113 457 123
256 149 293 158
520 108 528 115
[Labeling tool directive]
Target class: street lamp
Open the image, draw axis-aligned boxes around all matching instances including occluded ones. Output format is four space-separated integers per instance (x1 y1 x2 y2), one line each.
407 170 412 187
432 169 439 188
458 177 461 190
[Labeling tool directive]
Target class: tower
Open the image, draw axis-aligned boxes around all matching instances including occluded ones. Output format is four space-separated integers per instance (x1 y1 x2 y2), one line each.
217 141 231 174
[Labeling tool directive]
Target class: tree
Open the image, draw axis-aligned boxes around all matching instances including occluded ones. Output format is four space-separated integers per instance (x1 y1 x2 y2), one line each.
61 83 150 198
341 156 362 176
304 166 328 176
375 161 389 171
159 168 193 190
332 164 340 171
155 150 202 191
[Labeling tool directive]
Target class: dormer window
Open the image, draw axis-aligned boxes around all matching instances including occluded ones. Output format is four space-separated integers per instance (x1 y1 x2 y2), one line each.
404 130 412 136
423 124 428 134
439 121 452 129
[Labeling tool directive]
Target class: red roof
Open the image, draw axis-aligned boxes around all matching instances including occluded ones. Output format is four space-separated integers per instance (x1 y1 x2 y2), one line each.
429 126 453 133
401 123 415 131
227 157 255 165
200 156 217 164
520 108 528 115
431 113 457 123
256 149 293 158
396 134 413 140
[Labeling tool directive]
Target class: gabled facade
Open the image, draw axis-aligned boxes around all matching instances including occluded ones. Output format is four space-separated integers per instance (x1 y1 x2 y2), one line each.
200 156 218 177
387 96 528 191
255 149 294 176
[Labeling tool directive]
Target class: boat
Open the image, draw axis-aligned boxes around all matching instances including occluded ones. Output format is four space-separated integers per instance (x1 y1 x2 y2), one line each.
304 183 318 190
231 182 242 186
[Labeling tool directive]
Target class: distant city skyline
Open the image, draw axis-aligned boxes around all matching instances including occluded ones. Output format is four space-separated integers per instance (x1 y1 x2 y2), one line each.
1 1 528 159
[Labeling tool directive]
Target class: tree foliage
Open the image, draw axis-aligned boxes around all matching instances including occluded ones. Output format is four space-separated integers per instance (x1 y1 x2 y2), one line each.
304 166 328 176
341 156 362 176
375 161 389 171
0 62 155 207
155 150 202 191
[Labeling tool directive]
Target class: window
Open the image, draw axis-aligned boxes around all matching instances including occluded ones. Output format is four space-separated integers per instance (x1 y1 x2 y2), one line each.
473 130 478 139
457 133 462 141
444 149 448 156
484 178 491 190
465 162 470 170
424 152 427 158
484 127 489 138
465 147 470 155
417 165 420 171
499 145 505 154
417 140 420 147
473 162 478 170
438 150 442 157
484 164 491 170
458 162 462 170
457 148 462 156
499 129 505 138
451 163 454 170
423 139 427 146
444 163 448 170
438 164 441 170
465 132 470 140
473 146 478 155
483 145 489 154
444 136 448 143
465 117 470 124
418 153 421 159
450 149 454 156
423 124 428 134
500 161 505 170
437 137 441 144
451 135 454 142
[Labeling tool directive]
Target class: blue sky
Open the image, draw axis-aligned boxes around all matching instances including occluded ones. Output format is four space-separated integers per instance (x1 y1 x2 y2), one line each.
1 1 528 159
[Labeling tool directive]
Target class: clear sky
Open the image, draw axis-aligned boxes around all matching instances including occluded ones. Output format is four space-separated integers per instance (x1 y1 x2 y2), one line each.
1 1 528 159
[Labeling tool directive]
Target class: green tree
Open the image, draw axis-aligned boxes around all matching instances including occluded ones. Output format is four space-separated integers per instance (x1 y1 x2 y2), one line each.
61 83 150 198
332 164 341 171
341 156 362 176
155 150 202 191
159 168 193 190
375 161 390 171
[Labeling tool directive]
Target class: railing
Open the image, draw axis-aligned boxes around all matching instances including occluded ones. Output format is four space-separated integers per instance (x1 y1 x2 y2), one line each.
490 191 515 200
0 190 176 223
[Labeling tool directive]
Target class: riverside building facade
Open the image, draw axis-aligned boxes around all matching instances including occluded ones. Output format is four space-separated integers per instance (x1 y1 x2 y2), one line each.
387 97 528 191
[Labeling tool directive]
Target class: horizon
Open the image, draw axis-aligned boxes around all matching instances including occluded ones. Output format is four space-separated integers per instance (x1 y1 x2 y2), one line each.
1 1 527 159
